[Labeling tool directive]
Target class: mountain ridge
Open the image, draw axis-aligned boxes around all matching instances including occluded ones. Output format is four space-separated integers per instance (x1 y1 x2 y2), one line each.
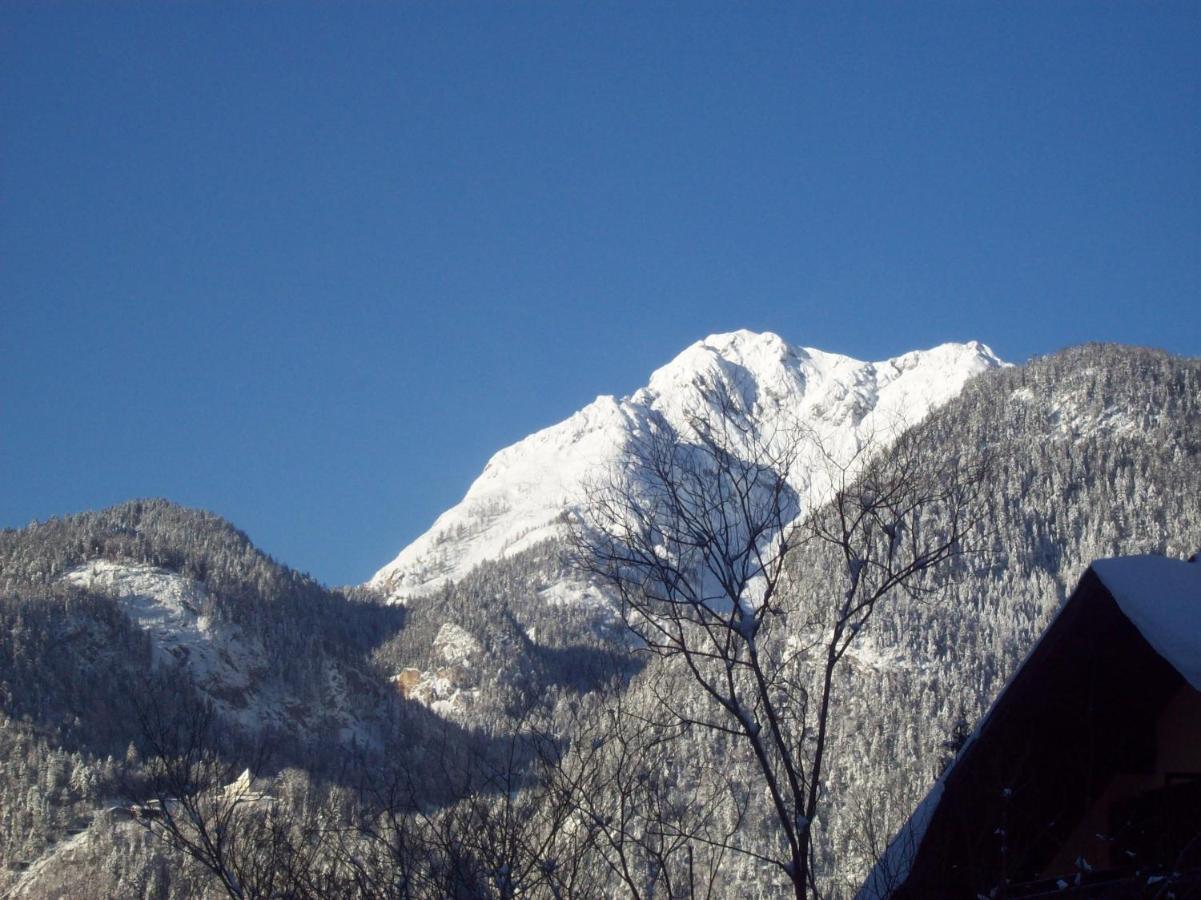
368 331 1004 600
3 342 1200 898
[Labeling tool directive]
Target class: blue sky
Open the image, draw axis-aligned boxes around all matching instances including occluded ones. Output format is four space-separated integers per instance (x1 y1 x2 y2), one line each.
3 3 1199 585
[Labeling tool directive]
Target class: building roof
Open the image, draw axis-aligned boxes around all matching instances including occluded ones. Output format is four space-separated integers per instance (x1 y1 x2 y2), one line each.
858 554 1201 899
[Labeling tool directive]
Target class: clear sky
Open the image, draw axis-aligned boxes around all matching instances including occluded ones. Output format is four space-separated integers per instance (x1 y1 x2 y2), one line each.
3 3 1199 585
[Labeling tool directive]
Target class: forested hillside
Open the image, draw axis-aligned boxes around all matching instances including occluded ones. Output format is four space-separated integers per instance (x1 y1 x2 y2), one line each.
0 502 504 895
1 344 1198 898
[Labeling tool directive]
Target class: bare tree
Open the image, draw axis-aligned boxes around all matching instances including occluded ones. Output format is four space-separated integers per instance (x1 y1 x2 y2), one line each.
571 376 987 898
395 722 593 900
537 674 746 899
121 682 307 900
125 679 593 899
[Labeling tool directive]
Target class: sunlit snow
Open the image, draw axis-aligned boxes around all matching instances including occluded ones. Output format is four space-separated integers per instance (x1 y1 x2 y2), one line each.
370 331 1004 601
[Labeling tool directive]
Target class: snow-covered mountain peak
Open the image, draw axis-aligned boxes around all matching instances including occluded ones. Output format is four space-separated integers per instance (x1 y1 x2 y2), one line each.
639 330 809 413
368 332 1003 601
659 329 802 379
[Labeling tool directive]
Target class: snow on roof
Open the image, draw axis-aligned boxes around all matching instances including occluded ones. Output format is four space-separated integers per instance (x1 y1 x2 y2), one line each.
1091 555 1201 691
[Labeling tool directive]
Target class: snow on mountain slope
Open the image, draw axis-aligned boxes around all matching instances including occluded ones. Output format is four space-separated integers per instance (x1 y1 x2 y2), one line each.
62 560 261 701
62 561 372 743
370 331 1004 601
392 622 484 719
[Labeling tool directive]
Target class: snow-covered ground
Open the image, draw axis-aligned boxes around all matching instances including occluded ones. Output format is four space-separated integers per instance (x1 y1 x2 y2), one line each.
370 330 1004 601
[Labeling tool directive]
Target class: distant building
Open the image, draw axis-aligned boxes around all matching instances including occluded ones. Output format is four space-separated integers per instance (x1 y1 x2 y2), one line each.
223 768 273 805
860 555 1201 899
